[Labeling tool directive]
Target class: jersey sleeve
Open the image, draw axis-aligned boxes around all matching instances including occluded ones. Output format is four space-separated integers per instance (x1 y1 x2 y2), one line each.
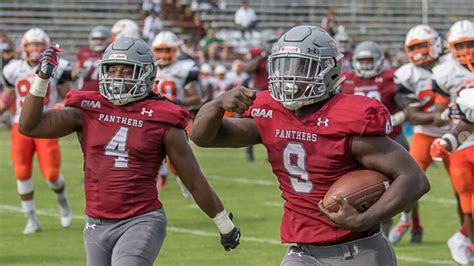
457 88 474 124
341 96 392 136
2 60 19 88
431 62 451 98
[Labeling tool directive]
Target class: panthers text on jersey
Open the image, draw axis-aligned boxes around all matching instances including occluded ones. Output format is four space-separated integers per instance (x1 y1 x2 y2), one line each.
242 91 391 244
394 59 452 137
2 58 70 123
65 90 189 219
432 58 474 150
153 59 199 104
342 68 401 137
76 47 103 91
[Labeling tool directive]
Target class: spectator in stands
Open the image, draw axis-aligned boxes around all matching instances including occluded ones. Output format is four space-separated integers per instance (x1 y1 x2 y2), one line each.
234 0 258 39
214 65 232 99
142 0 161 17
226 59 250 87
199 28 228 62
321 7 338 37
143 11 163 43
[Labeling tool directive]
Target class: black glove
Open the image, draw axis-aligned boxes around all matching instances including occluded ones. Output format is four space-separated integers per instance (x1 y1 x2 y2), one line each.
35 45 63 79
219 213 241 251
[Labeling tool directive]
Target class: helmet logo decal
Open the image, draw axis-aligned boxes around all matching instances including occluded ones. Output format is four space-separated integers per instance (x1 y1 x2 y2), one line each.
280 46 300 53
109 54 127 59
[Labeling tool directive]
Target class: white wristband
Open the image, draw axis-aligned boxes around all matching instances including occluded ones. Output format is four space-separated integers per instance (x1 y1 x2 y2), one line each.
29 75 49 97
212 210 234 234
391 111 406 127
441 133 458 152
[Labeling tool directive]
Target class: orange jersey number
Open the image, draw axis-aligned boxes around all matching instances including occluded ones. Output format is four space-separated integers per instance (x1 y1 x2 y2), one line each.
154 79 177 101
418 89 435 112
16 79 50 106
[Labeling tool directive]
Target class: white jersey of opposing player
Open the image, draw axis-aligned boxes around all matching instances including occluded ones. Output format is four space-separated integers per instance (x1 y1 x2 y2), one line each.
3 58 70 123
154 59 199 104
432 58 474 150
394 56 452 137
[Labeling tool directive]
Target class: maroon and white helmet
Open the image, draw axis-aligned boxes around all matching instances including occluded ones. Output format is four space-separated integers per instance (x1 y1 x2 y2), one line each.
404 24 442 66
111 19 140 41
447 20 474 72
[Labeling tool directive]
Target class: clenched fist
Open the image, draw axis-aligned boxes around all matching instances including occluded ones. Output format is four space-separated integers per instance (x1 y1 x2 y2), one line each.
216 87 256 114
35 44 63 79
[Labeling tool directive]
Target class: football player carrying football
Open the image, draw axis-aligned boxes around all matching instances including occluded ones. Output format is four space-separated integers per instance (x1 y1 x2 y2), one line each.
191 25 429 265
341 40 409 236
390 24 454 245
430 20 474 264
18 37 240 265
0 28 73 234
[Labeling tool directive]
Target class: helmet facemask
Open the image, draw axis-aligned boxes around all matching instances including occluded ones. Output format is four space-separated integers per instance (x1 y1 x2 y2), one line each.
405 38 440 66
152 46 177 67
269 52 343 110
99 60 155 106
450 39 474 72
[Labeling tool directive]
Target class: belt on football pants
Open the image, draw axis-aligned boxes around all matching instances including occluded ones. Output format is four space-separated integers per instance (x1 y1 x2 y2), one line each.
298 227 383 260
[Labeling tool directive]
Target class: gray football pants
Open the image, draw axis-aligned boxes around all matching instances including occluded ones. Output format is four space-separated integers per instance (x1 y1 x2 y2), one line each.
281 231 397 266
84 209 167 266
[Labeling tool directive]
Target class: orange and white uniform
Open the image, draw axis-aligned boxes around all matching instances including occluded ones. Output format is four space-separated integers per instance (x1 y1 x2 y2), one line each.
394 58 452 171
432 58 474 214
2 57 70 183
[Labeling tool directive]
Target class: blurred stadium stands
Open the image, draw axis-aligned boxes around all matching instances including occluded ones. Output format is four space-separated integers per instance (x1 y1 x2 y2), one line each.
1 0 473 62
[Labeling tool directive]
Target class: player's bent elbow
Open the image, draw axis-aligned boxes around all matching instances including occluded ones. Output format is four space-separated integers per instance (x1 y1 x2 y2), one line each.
416 173 431 197
18 122 35 137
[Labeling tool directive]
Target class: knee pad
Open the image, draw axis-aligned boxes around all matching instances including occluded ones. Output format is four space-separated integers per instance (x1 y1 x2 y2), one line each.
17 179 34 195
46 174 64 190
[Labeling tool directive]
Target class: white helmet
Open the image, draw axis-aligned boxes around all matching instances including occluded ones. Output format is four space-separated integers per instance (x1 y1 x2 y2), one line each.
151 31 181 67
111 19 140 40
21 28 50 63
404 24 442 66
447 20 474 72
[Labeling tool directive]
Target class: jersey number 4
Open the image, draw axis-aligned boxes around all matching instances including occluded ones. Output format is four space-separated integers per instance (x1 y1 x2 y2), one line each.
284 143 312 193
105 126 129 168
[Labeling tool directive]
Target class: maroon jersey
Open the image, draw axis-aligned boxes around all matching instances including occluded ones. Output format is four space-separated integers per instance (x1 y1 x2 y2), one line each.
248 47 268 91
242 91 391 244
76 47 103 91
65 90 190 219
341 69 401 137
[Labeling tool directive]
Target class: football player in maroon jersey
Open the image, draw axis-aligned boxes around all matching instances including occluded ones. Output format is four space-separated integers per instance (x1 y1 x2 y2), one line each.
72 26 110 91
19 37 240 265
341 41 409 237
191 25 429 265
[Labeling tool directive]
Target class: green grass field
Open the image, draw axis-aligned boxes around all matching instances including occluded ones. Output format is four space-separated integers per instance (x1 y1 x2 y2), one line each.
0 128 463 265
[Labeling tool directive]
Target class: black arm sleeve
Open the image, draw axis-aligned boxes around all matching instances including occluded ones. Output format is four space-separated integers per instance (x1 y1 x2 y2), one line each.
184 70 199 87
432 79 450 98
58 70 72 85
394 84 419 109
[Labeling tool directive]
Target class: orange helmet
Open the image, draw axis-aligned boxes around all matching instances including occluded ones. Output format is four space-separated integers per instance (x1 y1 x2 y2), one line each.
404 25 442 66
21 28 50 64
151 31 181 67
447 20 474 72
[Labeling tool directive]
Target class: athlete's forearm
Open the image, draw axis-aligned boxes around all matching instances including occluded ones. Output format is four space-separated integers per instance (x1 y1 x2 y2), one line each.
404 106 439 125
19 76 49 134
190 100 226 146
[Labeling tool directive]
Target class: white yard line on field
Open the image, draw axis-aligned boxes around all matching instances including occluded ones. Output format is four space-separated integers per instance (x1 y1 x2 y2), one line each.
0 204 456 265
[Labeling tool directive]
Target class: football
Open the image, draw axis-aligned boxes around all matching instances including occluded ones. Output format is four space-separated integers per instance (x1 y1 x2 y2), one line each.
322 169 391 212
